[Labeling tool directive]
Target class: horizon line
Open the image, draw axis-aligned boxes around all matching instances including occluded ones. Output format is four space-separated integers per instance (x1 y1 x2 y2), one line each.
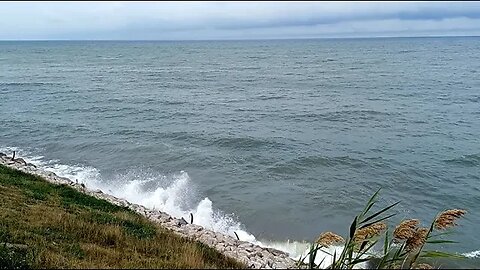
1 34 479 42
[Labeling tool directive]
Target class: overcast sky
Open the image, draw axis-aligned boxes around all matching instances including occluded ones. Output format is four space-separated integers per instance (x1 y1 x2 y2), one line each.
1 1 480 40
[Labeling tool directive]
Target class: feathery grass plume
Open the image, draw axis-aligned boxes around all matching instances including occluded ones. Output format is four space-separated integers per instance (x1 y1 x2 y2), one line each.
353 222 386 243
416 263 433 269
434 209 466 230
393 219 419 241
315 231 344 247
405 227 429 252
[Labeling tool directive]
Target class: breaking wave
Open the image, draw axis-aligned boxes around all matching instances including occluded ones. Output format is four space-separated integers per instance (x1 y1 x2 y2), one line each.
0 146 345 266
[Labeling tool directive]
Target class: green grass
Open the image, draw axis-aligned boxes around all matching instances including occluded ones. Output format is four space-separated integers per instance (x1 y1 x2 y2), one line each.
0 164 244 269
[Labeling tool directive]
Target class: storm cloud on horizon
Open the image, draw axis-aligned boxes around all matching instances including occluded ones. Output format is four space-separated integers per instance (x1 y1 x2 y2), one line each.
1 1 480 40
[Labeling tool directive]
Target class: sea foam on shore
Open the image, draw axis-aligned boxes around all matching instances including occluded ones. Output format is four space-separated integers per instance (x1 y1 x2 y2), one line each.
0 149 301 269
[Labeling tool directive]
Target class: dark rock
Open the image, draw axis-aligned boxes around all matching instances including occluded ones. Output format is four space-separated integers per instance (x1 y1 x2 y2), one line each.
265 247 286 256
177 217 188 227
365 257 380 268
14 158 27 166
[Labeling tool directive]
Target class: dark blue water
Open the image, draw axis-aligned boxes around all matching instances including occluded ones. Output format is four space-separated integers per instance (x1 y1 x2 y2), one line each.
1 37 479 266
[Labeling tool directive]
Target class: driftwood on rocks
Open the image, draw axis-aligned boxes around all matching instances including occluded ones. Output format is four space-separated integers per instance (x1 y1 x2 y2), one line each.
0 153 297 269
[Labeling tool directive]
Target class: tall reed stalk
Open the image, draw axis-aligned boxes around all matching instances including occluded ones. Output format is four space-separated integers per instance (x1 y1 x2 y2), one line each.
297 189 467 269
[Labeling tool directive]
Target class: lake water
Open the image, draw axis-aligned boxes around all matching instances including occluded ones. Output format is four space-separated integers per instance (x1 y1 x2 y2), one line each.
1 37 479 267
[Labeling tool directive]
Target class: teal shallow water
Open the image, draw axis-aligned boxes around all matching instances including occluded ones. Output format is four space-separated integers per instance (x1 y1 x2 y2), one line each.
1 37 479 266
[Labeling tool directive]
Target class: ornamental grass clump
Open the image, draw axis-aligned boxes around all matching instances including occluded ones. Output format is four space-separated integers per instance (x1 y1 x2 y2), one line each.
298 189 468 269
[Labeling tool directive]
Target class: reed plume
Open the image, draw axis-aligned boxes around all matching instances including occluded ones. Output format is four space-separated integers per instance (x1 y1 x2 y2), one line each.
434 209 466 230
405 227 429 252
316 231 344 247
393 219 419 241
353 222 386 243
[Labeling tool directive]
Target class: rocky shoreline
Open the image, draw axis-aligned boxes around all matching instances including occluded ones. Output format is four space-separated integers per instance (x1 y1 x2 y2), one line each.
0 152 298 269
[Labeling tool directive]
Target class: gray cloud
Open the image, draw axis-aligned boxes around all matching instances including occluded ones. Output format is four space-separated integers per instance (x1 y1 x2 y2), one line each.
1 2 480 40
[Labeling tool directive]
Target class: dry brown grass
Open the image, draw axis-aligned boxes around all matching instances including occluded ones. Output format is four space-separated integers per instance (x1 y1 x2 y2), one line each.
0 164 244 269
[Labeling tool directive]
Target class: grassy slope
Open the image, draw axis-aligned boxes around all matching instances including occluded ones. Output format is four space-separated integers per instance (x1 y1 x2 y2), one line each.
0 164 244 269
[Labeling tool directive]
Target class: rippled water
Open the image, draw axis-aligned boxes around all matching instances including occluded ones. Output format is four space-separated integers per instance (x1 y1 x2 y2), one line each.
1 38 479 267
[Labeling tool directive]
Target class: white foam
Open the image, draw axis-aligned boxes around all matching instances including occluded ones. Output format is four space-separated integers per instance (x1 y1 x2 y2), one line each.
0 146 56 167
462 249 480 258
258 240 349 268
0 145 351 267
